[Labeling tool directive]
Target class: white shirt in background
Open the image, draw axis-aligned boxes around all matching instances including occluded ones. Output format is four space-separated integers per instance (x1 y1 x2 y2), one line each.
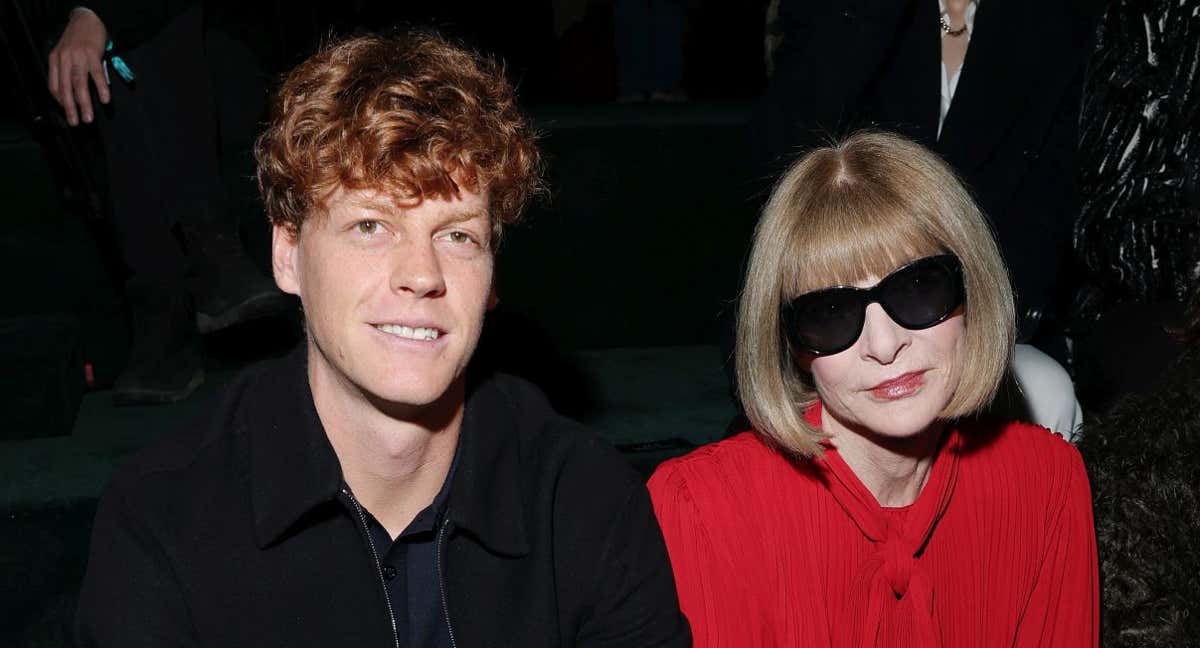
938 0 979 138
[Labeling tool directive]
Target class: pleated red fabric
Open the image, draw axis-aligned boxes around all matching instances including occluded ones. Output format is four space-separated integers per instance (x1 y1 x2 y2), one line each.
648 407 1098 648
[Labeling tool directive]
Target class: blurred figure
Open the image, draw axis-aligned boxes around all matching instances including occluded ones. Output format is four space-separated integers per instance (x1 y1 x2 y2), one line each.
613 0 686 102
1078 286 1200 645
1071 0 1200 414
46 3 287 405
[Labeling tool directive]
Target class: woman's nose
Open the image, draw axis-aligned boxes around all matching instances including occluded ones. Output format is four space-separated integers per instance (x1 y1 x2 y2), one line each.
858 302 910 364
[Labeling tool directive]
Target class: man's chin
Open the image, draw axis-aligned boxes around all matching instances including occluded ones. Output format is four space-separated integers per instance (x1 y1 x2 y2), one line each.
358 373 466 420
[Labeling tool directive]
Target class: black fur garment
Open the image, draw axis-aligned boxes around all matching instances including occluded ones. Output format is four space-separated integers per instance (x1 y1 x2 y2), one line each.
1078 346 1200 646
1074 0 1200 323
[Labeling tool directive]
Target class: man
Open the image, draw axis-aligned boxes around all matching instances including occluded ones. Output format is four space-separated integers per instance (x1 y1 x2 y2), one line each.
75 32 690 647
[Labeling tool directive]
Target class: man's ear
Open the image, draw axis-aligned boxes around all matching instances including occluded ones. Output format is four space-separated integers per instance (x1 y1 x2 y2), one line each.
487 282 499 311
272 224 301 296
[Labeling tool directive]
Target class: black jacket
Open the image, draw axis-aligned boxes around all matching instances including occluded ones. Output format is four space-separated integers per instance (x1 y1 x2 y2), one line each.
75 349 690 647
77 0 196 51
756 0 1106 338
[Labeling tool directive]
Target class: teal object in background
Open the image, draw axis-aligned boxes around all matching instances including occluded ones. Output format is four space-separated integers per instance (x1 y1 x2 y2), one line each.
104 41 135 82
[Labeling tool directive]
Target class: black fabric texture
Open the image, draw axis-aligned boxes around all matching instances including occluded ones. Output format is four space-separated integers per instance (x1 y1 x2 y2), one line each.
1073 0 1200 322
94 5 226 282
83 0 196 52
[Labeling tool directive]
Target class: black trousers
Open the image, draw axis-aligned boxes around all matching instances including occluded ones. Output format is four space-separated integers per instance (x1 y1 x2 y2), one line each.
97 6 225 284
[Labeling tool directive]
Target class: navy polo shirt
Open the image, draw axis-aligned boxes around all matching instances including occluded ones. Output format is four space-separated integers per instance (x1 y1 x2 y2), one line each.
339 454 457 648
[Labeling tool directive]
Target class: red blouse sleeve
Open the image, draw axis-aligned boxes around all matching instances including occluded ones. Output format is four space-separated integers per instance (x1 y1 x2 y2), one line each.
1013 447 1100 647
649 461 760 648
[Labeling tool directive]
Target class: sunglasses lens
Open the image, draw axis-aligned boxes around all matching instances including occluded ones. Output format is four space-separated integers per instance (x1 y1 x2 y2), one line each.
880 258 962 328
785 256 963 355
789 289 865 354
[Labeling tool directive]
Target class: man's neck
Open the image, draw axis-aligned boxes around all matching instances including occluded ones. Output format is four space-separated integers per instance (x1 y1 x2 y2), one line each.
308 348 464 539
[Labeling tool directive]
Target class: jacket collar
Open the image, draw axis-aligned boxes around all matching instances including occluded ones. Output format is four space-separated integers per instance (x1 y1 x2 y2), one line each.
248 346 529 556
248 347 344 549
444 373 530 556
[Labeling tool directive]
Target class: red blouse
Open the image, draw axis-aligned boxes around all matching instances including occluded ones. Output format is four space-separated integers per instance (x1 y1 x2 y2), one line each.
648 412 1098 647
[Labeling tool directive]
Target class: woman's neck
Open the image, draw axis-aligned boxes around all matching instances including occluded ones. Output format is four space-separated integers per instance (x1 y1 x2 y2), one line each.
826 420 945 508
943 0 971 18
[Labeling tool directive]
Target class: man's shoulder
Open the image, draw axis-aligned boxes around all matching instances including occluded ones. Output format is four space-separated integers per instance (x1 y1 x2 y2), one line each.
477 371 639 489
649 431 789 500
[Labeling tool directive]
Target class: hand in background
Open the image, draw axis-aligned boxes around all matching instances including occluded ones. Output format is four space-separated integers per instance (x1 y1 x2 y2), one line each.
48 8 111 126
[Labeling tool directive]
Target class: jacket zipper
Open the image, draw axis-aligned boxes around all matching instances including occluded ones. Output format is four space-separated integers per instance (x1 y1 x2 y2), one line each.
343 486 401 648
436 511 458 648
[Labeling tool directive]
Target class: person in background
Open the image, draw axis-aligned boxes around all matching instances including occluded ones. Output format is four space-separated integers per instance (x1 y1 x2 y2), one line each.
75 31 690 647
750 0 1108 438
1071 0 1200 415
47 3 288 404
1077 284 1200 646
652 131 1097 646
612 0 687 102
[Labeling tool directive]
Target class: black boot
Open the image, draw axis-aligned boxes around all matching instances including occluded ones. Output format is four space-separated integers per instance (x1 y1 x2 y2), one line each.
112 278 204 405
180 221 291 334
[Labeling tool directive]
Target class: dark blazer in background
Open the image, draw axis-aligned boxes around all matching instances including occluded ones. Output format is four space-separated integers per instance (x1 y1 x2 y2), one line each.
755 0 1106 341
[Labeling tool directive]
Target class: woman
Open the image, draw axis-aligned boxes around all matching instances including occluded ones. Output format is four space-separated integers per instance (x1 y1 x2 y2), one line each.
650 132 1098 647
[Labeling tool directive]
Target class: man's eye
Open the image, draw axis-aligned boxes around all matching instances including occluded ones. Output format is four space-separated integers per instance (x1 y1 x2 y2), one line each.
445 231 475 245
355 221 381 236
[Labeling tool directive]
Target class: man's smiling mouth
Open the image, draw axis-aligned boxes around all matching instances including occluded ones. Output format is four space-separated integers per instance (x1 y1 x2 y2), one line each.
374 324 441 341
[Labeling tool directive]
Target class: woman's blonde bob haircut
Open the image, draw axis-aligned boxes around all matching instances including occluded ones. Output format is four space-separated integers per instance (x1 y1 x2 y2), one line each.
737 131 1016 457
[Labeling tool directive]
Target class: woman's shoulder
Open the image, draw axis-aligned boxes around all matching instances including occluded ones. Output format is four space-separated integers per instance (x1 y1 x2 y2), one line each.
649 431 815 512
956 419 1089 502
963 419 1082 460
651 432 786 488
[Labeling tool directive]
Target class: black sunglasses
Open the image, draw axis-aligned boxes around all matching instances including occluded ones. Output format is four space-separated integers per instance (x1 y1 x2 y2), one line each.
781 254 964 356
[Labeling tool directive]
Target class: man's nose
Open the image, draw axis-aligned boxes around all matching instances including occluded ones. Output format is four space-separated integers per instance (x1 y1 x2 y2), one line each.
859 302 910 364
389 238 446 298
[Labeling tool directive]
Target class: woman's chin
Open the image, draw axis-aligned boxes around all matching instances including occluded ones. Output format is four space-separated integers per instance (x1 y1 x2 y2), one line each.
827 398 947 445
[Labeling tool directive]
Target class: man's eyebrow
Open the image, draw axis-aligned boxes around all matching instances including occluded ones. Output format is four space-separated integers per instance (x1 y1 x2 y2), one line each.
336 196 488 224
441 208 490 225
339 197 394 214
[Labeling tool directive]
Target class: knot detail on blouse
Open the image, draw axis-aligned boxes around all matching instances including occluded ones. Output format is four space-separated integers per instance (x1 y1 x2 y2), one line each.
813 409 961 648
882 539 918 598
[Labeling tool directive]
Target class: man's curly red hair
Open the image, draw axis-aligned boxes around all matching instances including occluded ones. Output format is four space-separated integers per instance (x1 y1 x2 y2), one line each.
255 31 543 242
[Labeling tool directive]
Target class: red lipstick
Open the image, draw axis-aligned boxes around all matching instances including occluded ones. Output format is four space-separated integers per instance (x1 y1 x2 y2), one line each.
869 371 927 401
